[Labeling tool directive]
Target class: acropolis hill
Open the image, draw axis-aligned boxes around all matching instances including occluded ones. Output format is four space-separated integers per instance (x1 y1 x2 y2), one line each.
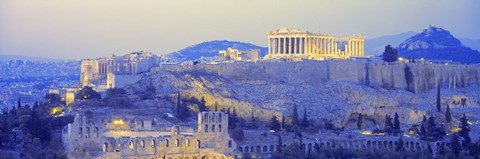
123 60 480 125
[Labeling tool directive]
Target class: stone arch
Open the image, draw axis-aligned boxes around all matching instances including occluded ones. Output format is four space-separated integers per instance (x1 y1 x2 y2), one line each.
205 124 208 132
212 124 216 132
201 156 207 159
103 143 108 152
239 146 243 152
270 145 274 151
129 140 134 149
256 145 261 153
152 140 156 148
218 113 222 122
95 127 99 138
197 140 201 148
308 143 312 152
79 127 83 138
218 125 222 132
85 127 90 138
250 146 254 152
245 146 249 152
263 145 268 152
141 140 145 148
176 139 180 147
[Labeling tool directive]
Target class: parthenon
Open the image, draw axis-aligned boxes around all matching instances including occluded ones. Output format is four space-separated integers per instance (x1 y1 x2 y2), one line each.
264 28 365 60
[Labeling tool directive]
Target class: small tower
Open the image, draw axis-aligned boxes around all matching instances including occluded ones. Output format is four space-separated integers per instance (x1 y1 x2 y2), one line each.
198 111 228 134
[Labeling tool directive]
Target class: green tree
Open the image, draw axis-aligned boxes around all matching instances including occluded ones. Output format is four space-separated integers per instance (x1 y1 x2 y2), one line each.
394 112 400 130
228 108 238 130
382 45 398 62
445 104 452 123
436 84 441 112
231 127 244 141
106 88 126 97
459 114 471 146
269 116 281 132
17 98 21 109
396 137 404 152
302 107 309 128
292 104 299 127
76 86 101 100
175 93 190 120
198 97 207 112
357 113 363 130
450 133 462 156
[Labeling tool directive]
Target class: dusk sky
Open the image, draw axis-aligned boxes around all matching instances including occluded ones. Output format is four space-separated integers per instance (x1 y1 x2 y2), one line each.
1 0 479 59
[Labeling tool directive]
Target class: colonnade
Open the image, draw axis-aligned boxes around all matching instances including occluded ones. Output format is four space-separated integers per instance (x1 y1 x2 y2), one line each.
266 28 365 59
268 36 364 57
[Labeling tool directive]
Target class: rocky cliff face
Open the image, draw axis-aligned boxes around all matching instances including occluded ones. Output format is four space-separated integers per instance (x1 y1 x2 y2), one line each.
398 26 480 64
125 61 480 128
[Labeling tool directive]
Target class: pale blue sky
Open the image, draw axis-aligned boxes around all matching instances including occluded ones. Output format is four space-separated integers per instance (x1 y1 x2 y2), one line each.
1 0 479 59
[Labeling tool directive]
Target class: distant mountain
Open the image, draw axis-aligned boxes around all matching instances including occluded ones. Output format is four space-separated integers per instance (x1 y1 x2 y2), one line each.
397 26 480 64
163 40 267 62
365 31 417 56
0 54 66 62
460 38 480 52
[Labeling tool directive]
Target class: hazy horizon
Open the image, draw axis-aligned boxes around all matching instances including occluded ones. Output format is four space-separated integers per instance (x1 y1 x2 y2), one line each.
1 0 479 60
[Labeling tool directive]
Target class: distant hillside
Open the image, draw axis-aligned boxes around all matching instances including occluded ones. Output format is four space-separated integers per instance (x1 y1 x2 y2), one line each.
364 32 416 56
163 40 267 62
397 26 480 64
460 38 480 52
0 54 66 62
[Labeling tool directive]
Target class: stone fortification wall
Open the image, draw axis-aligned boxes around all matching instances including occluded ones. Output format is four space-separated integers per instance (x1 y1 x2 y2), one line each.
157 61 480 93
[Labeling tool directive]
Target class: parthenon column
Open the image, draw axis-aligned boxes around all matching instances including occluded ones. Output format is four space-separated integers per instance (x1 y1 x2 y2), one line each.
283 37 286 54
268 38 272 54
361 41 364 56
276 38 279 54
329 39 333 55
314 38 318 54
299 37 303 54
305 37 309 54
357 41 360 56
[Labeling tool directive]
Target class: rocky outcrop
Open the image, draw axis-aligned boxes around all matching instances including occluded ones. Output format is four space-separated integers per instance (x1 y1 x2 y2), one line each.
125 61 480 128
398 26 480 64
156 61 480 93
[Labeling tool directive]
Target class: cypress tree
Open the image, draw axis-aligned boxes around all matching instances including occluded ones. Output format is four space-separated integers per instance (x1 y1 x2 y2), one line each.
269 116 281 132
292 104 299 126
436 84 441 112
302 107 308 128
396 137 404 152
198 97 207 112
394 112 400 130
385 115 393 129
459 114 471 146
450 133 461 156
17 98 21 109
357 113 363 130
445 105 452 123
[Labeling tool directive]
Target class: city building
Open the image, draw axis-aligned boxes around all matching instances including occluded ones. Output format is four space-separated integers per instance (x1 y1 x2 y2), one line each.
80 51 160 89
63 111 237 159
218 48 260 62
265 28 365 60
